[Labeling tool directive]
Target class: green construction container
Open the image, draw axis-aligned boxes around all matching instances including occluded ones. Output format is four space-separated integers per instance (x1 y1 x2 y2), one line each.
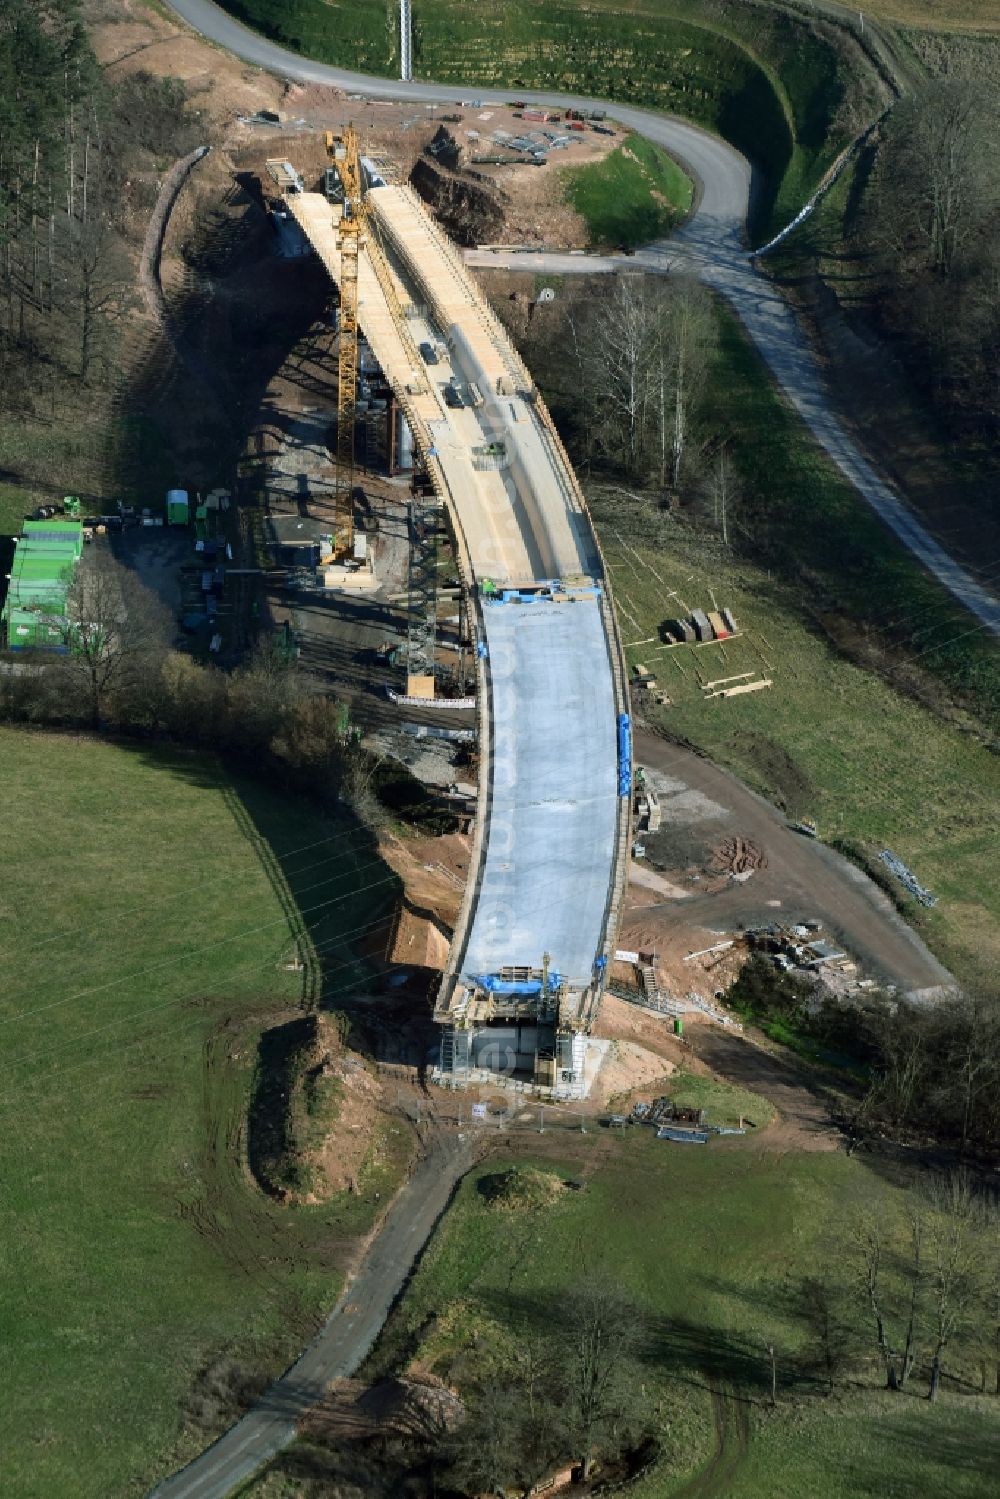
21 518 83 558
7 578 69 610
3 605 67 649
12 549 77 575
166 489 190 526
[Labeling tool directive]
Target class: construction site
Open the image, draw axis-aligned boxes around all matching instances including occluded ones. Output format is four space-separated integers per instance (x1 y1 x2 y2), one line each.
1 91 953 1108
115 103 953 1104
246 130 633 1097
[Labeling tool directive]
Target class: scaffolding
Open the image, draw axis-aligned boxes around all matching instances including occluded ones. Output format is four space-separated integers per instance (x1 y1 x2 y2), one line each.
406 493 442 688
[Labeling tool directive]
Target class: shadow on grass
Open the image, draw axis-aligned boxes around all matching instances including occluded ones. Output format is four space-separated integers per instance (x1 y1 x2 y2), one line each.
122 739 403 1014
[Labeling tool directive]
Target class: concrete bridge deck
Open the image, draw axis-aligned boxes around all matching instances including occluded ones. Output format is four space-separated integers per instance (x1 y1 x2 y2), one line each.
289 183 630 1041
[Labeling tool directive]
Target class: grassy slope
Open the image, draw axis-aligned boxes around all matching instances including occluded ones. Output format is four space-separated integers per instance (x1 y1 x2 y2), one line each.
763 123 1000 579
0 728 405 1499
220 0 392 72
866 1 1000 27
703 302 1000 728
685 1390 1000 1499
563 132 693 248
602 516 1000 985
582 299 1000 988
217 0 874 237
365 1134 998 1498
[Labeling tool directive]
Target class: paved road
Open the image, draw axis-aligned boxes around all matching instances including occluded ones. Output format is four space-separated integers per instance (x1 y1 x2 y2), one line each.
164 0 1000 638
149 1134 473 1499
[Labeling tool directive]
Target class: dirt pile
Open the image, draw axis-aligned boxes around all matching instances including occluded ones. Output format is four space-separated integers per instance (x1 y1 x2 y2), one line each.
249 1012 383 1204
410 157 508 247
478 1165 566 1213
390 902 452 970
302 1374 464 1446
593 1040 677 1105
710 835 767 877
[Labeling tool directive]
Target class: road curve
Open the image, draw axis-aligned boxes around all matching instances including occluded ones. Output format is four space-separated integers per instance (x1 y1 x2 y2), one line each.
164 0 1000 639
149 1136 473 1499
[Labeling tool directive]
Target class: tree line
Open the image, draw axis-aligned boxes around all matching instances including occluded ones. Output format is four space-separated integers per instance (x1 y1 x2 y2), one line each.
0 0 202 396
0 549 356 788
861 79 1000 448
730 954 1000 1161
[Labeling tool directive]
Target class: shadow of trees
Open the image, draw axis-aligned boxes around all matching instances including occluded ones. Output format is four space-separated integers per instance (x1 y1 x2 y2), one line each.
109 160 332 505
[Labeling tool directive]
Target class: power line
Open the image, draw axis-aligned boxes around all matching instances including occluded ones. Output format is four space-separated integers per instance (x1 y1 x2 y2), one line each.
0 861 400 1031
0 816 399 967
4 907 400 1076
0 948 401 1122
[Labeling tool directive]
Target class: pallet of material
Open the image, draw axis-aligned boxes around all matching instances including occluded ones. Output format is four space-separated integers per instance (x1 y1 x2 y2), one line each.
690 608 713 642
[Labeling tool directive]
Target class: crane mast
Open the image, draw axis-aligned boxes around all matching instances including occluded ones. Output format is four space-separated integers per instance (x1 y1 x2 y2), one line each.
328 128 365 555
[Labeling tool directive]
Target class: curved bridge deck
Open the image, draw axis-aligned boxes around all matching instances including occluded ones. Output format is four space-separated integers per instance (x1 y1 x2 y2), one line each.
290 182 630 1074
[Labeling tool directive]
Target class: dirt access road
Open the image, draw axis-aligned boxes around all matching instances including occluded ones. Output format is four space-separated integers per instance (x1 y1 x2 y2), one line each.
165 0 1000 639
634 727 952 997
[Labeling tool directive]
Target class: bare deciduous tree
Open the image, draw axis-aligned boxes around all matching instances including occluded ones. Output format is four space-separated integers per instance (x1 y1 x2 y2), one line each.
922 1173 995 1403
659 278 714 489
562 1275 648 1478
872 81 997 283
44 550 170 726
567 274 715 488
697 442 742 545
852 1200 925 1391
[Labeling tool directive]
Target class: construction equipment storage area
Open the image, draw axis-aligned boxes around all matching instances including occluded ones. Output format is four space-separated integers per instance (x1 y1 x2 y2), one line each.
287 152 631 1097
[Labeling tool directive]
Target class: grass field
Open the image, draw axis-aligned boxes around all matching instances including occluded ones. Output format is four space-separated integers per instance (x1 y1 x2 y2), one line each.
563 133 693 247
666 1389 1000 1499
353 1133 998 1497
0 481 32 536
703 302 1000 730
0 728 406 1499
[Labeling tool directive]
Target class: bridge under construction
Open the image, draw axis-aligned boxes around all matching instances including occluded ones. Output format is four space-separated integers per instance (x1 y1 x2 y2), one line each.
283 151 631 1096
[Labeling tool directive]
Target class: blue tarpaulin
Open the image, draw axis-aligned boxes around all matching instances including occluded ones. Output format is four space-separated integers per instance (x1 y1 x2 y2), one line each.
473 971 564 995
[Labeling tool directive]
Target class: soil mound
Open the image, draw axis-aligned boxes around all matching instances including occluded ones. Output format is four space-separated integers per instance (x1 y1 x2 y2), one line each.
249 1012 381 1203
478 1165 565 1213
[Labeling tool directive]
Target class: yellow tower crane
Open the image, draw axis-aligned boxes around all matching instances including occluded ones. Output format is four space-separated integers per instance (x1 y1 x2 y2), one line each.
326 127 365 555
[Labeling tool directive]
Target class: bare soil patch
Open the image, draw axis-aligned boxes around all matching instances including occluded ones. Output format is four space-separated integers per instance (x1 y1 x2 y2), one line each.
591 1039 677 1105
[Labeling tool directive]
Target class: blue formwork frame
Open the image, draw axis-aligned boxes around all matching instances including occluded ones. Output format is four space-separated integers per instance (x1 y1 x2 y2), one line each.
617 713 632 797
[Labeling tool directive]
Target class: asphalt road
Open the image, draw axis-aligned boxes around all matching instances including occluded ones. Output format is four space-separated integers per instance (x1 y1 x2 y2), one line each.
164 0 1000 639
148 1134 473 1499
